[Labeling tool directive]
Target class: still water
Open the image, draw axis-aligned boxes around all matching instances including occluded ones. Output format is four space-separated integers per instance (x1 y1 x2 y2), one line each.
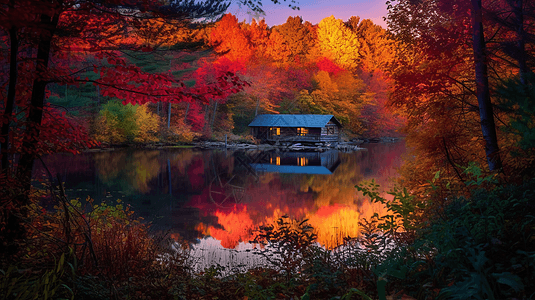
36 142 405 269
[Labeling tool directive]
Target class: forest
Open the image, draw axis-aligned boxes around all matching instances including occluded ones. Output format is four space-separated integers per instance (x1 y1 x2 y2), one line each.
1 0 534 299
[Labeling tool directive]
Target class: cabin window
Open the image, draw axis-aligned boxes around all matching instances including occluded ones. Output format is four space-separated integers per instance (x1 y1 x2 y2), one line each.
298 157 308 166
270 156 281 165
270 127 280 136
327 126 335 135
297 127 308 136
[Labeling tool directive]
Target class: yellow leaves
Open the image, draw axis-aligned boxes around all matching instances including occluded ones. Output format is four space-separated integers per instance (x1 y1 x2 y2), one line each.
317 16 360 69
314 70 338 94
93 113 124 144
308 69 367 134
94 102 160 144
133 104 160 143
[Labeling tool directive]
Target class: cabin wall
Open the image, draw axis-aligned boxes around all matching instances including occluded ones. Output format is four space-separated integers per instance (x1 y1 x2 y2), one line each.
251 126 341 143
320 123 340 142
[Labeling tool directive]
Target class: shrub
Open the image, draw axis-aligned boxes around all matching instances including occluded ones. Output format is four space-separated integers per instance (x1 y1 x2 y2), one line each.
93 101 160 144
357 167 535 299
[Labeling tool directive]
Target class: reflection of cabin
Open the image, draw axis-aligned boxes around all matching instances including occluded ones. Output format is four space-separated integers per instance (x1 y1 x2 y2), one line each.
249 150 341 175
248 114 342 144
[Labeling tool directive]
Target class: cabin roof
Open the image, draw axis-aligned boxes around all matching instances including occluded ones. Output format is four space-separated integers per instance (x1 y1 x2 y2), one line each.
248 114 342 128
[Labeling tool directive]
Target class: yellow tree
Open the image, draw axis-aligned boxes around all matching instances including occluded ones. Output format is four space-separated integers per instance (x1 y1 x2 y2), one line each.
134 104 160 143
310 70 369 134
316 16 360 69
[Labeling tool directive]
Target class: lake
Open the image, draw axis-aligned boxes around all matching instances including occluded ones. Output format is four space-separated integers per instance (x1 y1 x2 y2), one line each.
36 141 406 270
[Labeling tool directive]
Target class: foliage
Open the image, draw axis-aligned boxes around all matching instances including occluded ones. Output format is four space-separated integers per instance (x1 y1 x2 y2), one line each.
357 165 535 300
252 216 317 282
418 178 535 299
93 101 138 143
316 16 360 69
356 179 425 235
167 117 202 143
93 101 160 144
0 251 74 300
133 104 160 143
496 73 535 173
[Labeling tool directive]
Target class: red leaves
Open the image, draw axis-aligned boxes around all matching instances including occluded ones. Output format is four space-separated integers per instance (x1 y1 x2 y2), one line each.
92 51 248 108
316 57 345 76
140 46 153 52
191 56 249 103
8 105 98 156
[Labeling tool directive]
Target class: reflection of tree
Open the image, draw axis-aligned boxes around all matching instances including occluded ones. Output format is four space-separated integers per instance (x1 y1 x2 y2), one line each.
208 205 255 248
301 151 368 208
229 146 403 249
179 144 406 249
306 205 360 250
94 150 161 195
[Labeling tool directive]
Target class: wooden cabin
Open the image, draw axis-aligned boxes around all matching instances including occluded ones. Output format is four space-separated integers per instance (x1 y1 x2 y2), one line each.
248 114 342 144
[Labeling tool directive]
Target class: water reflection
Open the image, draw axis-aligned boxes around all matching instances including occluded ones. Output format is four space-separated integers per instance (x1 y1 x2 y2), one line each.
248 150 341 175
36 141 406 251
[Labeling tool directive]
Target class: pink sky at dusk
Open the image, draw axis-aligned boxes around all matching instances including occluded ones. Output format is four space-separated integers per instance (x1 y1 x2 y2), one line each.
228 0 388 28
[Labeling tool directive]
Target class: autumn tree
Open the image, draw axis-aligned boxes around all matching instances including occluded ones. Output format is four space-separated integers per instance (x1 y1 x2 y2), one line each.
209 13 253 62
386 0 535 181
316 15 360 69
267 16 314 63
244 18 270 57
349 17 398 72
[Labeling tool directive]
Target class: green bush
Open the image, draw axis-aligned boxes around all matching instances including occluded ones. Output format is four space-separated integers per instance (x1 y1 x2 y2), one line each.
356 164 535 299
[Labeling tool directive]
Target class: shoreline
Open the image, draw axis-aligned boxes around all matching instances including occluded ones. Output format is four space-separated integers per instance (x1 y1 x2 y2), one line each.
84 137 404 153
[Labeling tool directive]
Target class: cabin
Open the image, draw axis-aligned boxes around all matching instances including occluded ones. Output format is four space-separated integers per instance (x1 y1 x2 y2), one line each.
248 114 342 144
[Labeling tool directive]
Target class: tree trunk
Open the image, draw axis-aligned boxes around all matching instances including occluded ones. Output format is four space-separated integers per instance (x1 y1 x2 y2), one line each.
203 101 210 132
1 20 18 175
167 102 172 129
184 102 190 123
17 10 60 192
510 0 528 83
210 101 218 131
470 0 502 171
167 159 172 196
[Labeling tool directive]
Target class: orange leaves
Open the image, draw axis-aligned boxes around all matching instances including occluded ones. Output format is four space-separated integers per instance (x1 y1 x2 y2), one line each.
210 14 254 62
265 16 314 63
208 205 255 249
133 18 189 48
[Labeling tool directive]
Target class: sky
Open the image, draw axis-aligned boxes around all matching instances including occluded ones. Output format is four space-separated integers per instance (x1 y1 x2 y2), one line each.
228 0 388 28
